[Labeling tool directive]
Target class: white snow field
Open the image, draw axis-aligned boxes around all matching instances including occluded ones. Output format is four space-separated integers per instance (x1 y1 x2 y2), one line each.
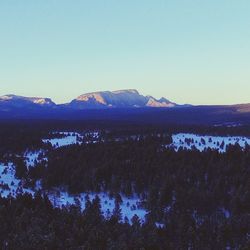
42 135 80 148
42 131 100 148
24 150 47 168
170 133 250 153
44 132 250 153
0 163 34 197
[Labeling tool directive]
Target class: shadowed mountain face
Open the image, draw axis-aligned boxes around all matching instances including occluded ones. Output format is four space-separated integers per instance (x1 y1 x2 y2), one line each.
69 89 176 109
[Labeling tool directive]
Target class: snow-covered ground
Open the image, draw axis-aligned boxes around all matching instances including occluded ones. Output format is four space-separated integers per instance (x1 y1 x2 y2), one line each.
24 150 47 168
42 131 100 148
0 163 34 197
44 131 250 153
170 133 250 152
4 131 246 225
0 162 147 224
48 191 147 223
43 136 80 148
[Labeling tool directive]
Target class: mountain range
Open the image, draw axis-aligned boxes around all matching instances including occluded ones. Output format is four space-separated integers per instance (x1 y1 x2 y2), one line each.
0 89 177 110
0 89 250 125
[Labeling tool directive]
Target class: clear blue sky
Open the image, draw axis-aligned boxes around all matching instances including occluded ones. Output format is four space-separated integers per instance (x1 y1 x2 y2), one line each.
0 0 249 104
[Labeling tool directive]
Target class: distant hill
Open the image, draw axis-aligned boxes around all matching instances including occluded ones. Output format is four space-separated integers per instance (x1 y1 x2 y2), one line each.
0 95 56 110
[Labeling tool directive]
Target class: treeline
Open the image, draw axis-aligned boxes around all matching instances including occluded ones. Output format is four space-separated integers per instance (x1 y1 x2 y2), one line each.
0 129 44 158
1 120 250 137
0 193 249 250
0 193 163 250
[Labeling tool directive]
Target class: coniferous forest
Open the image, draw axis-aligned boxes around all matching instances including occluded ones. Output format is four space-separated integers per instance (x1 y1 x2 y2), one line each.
0 121 249 249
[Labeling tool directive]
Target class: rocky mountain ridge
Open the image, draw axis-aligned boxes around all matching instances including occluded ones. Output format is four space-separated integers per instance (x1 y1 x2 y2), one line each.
0 90 177 109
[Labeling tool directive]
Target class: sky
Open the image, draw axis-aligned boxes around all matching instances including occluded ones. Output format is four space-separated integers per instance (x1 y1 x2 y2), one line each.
0 0 249 105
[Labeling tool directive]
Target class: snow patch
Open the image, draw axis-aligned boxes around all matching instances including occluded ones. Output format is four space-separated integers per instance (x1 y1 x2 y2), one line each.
24 150 47 168
42 131 100 148
170 133 250 153
0 162 34 197
48 191 147 223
